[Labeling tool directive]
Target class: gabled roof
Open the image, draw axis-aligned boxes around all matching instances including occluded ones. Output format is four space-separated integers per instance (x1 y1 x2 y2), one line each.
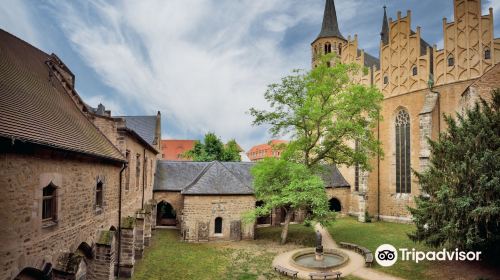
154 160 351 194
182 161 254 195
120 116 157 146
314 0 345 42
0 29 125 162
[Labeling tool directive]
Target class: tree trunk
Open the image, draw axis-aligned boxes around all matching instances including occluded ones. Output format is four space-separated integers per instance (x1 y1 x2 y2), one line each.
280 209 294 245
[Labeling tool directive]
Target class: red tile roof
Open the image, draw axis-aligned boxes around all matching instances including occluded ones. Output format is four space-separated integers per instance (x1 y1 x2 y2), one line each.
161 140 196 160
0 29 125 162
246 140 288 161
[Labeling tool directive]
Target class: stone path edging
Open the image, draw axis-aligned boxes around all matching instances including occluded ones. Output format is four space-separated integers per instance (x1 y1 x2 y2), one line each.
271 224 404 280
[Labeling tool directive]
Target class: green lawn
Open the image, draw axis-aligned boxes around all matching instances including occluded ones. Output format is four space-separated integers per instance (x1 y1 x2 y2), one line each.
132 224 314 280
327 217 434 280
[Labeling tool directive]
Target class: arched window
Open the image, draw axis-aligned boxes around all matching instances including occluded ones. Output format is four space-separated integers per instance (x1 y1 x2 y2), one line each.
395 109 411 193
42 183 57 223
383 75 389 85
484 48 491 60
324 42 332 54
447 54 454 67
412 65 418 76
95 180 103 209
214 217 223 234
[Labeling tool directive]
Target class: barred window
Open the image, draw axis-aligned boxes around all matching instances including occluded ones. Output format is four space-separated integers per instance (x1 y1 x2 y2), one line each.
42 183 57 222
214 217 223 234
395 109 411 193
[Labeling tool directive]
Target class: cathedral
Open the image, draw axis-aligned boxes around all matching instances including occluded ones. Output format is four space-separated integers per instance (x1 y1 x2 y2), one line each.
317 0 500 222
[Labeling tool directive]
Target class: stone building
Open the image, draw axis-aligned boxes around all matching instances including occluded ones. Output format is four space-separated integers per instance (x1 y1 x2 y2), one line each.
313 0 500 222
0 29 160 279
153 160 350 241
160 139 196 161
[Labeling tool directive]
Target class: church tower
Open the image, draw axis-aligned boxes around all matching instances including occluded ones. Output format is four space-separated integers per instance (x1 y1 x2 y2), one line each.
311 0 346 66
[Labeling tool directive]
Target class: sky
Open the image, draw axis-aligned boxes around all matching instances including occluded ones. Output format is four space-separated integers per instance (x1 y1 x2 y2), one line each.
1 0 499 151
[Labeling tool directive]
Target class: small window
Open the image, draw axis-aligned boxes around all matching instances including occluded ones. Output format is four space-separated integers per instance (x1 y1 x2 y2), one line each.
412 66 418 76
214 217 223 234
136 154 141 190
383 75 389 85
96 181 103 209
324 42 332 54
484 48 491 60
42 183 57 222
447 54 454 67
338 43 342 56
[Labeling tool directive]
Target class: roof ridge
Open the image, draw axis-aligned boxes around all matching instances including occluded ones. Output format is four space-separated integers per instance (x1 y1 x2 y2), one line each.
181 161 217 191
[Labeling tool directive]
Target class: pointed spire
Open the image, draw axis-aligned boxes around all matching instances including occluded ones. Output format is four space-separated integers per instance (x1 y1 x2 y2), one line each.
316 0 345 41
381 6 389 45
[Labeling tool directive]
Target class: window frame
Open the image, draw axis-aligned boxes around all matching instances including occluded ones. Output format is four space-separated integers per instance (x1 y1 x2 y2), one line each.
42 183 58 226
95 180 103 211
395 109 411 194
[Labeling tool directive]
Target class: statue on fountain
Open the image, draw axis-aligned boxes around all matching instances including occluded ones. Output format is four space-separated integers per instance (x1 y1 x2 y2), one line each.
315 230 324 260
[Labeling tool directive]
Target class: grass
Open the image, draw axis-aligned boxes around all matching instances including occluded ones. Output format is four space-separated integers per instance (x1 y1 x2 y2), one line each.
131 224 314 280
326 216 434 280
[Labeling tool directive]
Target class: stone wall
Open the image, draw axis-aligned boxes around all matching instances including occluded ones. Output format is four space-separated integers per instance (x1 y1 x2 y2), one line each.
152 191 183 224
182 195 255 242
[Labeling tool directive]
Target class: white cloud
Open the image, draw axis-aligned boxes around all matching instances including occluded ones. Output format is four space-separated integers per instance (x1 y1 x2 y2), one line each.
47 0 350 150
0 0 41 47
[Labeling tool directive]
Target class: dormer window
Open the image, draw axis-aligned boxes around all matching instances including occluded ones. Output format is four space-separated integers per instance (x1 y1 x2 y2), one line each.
324 43 332 54
447 54 454 67
484 48 491 60
412 65 418 76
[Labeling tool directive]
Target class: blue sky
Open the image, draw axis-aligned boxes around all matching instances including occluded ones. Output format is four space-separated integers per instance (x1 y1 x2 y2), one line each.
1 0 499 150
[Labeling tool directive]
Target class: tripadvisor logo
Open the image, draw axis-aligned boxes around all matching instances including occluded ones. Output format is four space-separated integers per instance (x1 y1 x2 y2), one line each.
374 244 482 267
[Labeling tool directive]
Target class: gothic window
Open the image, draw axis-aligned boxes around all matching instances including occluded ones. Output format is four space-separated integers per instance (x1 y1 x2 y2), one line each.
42 183 57 222
324 42 332 54
447 54 454 67
214 217 223 234
383 75 389 85
484 48 491 60
412 65 418 76
395 109 411 194
95 180 103 209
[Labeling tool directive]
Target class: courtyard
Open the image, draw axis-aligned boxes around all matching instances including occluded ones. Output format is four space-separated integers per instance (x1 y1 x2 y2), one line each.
130 217 500 280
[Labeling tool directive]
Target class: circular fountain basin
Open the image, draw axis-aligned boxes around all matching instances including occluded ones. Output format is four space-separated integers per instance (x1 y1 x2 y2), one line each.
291 248 349 271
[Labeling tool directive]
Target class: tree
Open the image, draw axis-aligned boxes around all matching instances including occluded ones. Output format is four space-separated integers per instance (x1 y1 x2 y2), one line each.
408 90 500 257
246 158 333 244
183 132 241 162
249 54 383 170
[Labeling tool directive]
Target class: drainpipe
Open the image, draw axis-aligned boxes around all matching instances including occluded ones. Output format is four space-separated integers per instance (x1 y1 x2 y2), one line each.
377 113 381 221
117 163 127 277
142 148 146 209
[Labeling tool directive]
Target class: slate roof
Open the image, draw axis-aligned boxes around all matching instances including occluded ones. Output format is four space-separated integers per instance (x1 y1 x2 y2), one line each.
154 160 350 194
380 6 389 46
315 0 345 42
120 116 157 146
0 29 125 162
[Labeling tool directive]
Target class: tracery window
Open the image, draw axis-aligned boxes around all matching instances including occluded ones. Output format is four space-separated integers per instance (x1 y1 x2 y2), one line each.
395 109 411 194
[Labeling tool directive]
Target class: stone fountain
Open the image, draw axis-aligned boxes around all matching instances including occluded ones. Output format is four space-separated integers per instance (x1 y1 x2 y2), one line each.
290 230 348 271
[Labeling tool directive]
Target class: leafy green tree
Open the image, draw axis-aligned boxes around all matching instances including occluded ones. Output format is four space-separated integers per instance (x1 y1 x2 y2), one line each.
183 132 241 162
246 158 332 244
409 90 500 257
249 54 383 170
